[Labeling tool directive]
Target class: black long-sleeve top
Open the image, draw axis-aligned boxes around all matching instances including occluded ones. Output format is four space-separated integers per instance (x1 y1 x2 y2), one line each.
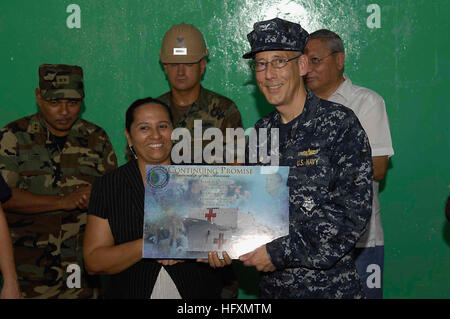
88 159 222 299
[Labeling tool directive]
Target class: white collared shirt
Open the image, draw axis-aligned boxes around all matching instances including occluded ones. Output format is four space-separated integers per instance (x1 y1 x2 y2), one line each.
329 74 394 247
150 267 181 299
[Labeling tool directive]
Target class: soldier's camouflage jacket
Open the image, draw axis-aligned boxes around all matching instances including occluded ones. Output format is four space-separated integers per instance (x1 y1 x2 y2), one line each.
0 113 117 298
252 90 373 298
158 87 243 164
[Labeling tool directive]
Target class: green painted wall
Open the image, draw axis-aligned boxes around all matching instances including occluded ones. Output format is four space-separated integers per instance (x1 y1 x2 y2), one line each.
1 0 449 298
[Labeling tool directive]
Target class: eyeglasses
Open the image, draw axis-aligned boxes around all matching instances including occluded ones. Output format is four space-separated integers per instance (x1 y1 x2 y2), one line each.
251 55 301 72
308 51 338 65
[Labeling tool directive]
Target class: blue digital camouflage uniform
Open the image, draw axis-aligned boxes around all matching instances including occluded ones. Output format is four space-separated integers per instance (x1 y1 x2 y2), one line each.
252 89 373 298
0 113 117 298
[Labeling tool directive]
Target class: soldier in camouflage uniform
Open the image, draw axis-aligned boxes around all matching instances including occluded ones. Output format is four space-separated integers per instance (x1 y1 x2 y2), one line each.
157 23 243 165
0 64 117 298
157 23 242 298
239 18 373 298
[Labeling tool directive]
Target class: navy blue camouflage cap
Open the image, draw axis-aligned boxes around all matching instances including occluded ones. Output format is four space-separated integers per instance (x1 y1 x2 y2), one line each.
243 18 309 59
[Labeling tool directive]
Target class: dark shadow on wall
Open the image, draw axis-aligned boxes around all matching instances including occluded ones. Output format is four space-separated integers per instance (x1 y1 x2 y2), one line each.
81 100 86 116
253 85 273 120
443 221 450 246
379 158 394 193
242 78 273 121
240 59 273 121
443 195 450 246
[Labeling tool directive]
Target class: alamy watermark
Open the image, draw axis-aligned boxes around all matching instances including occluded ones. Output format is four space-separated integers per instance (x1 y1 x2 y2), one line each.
170 120 280 166
66 264 81 288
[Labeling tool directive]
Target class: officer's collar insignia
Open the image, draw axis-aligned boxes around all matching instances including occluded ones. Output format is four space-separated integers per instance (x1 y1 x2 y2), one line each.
177 37 185 47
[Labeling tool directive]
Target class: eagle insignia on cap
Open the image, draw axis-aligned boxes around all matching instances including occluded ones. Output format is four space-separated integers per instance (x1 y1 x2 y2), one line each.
177 37 185 47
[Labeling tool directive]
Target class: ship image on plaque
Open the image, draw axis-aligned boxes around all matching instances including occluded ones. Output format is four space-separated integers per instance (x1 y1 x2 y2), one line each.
142 165 290 259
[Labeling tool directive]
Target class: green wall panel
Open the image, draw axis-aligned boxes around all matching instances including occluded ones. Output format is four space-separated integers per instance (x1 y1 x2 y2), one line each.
1 0 449 298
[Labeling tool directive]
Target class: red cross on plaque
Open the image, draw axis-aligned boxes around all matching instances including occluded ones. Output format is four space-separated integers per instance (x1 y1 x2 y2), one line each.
214 233 226 250
205 208 216 222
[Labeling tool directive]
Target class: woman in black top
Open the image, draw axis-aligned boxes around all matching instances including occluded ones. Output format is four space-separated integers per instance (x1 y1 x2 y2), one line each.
0 175 21 298
83 98 231 298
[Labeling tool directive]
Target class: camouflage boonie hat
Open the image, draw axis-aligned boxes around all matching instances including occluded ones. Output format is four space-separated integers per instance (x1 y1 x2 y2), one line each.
243 18 309 59
39 64 84 100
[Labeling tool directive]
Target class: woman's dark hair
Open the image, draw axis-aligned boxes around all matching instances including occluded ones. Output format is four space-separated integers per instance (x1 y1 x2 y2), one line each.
125 97 173 132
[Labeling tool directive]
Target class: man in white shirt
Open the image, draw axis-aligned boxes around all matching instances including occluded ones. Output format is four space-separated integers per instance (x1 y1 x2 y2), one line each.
304 29 394 298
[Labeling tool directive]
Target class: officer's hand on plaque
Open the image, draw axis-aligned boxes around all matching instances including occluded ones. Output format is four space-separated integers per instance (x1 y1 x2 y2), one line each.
239 245 276 272
445 185 450 222
197 251 232 268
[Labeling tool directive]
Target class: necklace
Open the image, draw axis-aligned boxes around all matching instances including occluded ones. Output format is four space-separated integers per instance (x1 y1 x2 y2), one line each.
46 129 67 155
46 129 68 188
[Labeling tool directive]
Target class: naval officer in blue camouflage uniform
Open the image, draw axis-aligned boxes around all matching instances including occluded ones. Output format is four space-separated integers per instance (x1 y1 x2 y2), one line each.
239 18 373 298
